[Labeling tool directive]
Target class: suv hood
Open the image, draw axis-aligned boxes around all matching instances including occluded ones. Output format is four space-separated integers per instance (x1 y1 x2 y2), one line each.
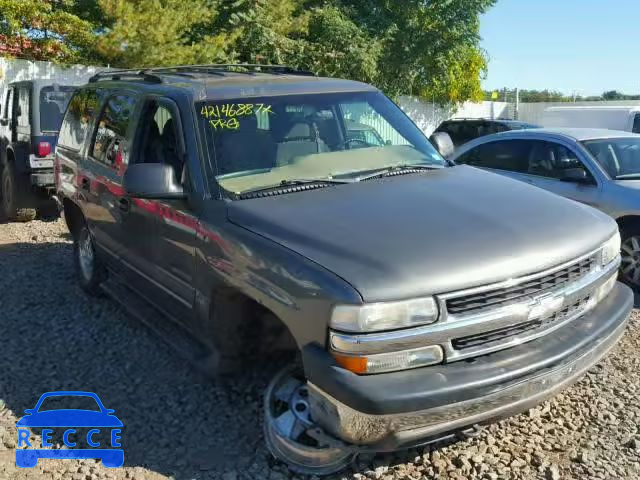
227 166 615 302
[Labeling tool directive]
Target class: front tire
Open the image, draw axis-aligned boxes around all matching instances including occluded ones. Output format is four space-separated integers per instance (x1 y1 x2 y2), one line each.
74 223 106 295
263 364 355 475
1 162 36 222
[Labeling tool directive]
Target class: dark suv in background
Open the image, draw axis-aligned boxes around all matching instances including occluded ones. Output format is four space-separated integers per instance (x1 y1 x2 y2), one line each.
434 118 539 149
55 65 631 475
0 80 76 221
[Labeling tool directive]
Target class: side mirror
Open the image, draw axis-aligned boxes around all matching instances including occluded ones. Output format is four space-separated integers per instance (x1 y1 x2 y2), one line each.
429 132 455 159
0 119 7 126
24 408 34 415
560 168 593 184
123 163 185 199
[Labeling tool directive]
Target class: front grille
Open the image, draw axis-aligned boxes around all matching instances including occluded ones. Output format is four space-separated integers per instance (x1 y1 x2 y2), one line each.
446 255 596 316
452 295 591 351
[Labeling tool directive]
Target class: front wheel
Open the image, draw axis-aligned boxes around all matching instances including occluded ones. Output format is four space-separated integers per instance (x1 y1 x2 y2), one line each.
263 364 355 475
74 223 106 295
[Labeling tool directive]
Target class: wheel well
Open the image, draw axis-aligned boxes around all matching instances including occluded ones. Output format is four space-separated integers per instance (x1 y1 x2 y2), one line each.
210 287 298 361
63 198 84 239
616 215 640 236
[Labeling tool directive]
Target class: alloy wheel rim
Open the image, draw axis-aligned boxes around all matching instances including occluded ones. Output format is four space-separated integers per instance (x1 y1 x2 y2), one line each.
78 229 95 280
263 365 354 475
621 236 640 285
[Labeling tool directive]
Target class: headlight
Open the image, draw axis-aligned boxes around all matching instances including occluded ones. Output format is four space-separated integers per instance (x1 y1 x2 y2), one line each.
330 297 439 333
601 231 621 266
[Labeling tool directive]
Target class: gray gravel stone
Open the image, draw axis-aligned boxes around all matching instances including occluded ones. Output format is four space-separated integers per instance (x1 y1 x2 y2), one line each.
1 219 640 480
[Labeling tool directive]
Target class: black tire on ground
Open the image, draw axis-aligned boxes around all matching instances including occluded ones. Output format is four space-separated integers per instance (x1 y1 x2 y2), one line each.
1 162 36 222
74 223 106 295
37 198 61 220
620 224 640 288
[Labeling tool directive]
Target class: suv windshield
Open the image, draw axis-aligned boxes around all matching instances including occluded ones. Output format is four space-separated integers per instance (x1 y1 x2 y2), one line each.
39 86 75 132
582 138 640 179
197 91 445 195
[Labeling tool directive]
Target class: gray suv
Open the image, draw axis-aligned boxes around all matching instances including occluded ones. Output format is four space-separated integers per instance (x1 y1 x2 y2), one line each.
55 66 632 475
450 128 640 288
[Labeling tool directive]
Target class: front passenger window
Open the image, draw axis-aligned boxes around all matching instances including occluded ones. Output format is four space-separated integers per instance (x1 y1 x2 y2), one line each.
527 141 592 181
137 101 184 183
91 94 137 172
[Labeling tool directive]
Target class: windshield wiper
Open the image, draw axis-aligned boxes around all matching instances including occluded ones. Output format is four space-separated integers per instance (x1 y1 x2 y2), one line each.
615 173 640 180
355 164 441 182
235 178 352 198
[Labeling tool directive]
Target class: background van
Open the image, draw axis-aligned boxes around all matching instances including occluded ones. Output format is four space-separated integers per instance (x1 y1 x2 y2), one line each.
542 106 640 133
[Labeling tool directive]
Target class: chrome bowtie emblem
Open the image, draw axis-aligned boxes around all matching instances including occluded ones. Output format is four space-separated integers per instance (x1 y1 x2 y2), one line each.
528 293 565 320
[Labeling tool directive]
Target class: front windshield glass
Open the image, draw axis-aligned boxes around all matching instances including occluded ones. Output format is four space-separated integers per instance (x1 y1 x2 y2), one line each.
197 91 445 195
581 138 640 179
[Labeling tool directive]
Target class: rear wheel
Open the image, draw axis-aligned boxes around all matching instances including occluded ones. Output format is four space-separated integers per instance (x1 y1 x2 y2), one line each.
74 223 106 295
620 225 640 287
263 364 355 475
1 162 36 222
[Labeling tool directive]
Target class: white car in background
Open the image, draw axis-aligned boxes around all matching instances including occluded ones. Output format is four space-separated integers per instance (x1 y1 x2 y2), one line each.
542 106 640 133
450 127 640 287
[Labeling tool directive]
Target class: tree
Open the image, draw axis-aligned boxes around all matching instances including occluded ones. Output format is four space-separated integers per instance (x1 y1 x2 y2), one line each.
340 0 495 103
210 0 494 104
94 0 231 67
0 0 95 62
1 0 495 105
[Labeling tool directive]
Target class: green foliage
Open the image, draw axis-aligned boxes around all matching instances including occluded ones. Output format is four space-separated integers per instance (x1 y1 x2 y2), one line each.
0 0 495 104
94 0 231 67
601 90 640 101
0 0 95 62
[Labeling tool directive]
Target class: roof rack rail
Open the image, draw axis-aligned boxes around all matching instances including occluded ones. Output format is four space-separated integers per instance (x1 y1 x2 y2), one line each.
147 64 316 77
88 69 163 84
87 64 315 84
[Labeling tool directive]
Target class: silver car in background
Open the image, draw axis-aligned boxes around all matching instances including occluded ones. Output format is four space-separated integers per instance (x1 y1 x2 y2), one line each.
449 128 640 287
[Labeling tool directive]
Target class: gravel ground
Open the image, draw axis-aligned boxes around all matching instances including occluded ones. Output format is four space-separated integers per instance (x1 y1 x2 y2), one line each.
1 218 640 480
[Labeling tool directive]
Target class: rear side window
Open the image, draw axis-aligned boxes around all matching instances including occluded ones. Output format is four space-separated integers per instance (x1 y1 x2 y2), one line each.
91 94 137 168
17 87 30 128
456 140 531 173
58 89 103 151
2 89 12 120
39 86 75 133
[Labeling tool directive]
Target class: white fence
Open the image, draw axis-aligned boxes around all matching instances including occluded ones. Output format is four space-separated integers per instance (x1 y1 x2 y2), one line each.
516 100 640 126
0 57 108 95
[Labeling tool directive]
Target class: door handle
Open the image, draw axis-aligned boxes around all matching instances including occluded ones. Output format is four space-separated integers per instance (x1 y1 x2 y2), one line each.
80 178 90 190
118 197 130 213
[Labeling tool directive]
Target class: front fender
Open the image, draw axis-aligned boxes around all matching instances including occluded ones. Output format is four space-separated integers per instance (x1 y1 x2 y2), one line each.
194 219 362 349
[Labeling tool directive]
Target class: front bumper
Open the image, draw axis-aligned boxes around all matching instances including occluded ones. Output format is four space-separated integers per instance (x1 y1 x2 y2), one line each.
304 282 633 450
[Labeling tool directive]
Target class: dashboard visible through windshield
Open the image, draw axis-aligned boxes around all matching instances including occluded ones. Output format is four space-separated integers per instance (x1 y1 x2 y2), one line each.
197 91 445 196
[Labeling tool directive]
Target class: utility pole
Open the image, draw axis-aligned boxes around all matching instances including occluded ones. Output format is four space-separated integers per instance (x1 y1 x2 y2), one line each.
515 88 519 120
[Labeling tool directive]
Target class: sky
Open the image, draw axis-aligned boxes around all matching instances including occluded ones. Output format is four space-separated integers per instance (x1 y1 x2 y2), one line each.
480 0 640 96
